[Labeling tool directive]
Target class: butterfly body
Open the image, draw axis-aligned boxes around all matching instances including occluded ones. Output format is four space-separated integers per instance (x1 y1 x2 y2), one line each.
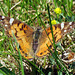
0 15 75 59
32 28 41 53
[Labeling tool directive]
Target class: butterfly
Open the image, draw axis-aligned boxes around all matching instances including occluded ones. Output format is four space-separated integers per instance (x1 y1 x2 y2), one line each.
0 15 75 60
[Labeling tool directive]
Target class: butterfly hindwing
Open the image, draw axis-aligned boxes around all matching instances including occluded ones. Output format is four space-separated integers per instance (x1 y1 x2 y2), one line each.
0 15 34 59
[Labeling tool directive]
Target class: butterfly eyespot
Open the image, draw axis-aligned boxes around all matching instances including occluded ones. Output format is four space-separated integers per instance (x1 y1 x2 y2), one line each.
49 45 52 48
44 51 46 53
22 51 24 53
40 52 43 55
25 53 28 57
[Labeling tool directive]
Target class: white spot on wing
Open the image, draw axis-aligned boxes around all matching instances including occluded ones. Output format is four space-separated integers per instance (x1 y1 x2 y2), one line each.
69 22 72 25
64 30 67 32
9 18 14 25
61 22 64 29
64 53 69 56
5 24 8 27
70 26 72 28
2 16 5 19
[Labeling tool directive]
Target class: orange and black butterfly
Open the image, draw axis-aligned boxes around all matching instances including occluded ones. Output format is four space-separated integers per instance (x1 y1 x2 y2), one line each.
0 15 75 59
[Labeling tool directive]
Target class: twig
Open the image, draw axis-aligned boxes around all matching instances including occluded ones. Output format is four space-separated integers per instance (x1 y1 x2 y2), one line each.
10 1 22 11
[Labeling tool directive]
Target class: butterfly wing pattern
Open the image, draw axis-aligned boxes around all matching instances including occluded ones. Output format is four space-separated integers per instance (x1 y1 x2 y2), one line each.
0 15 75 60
0 15 34 59
36 22 75 57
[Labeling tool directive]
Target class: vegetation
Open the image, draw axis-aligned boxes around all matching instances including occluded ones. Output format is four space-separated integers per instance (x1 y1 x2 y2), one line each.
0 0 75 75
